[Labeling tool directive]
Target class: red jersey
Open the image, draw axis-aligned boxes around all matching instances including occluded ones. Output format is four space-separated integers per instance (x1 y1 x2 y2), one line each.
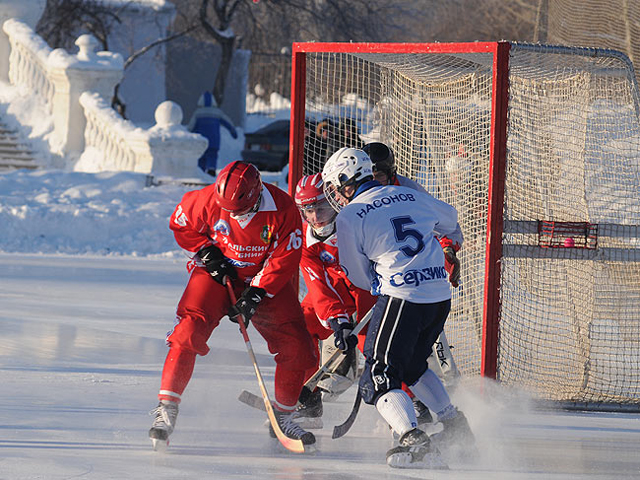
170 182 303 296
300 222 376 328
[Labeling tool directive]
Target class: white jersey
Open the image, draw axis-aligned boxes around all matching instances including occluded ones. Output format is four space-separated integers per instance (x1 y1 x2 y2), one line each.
396 174 464 247
336 183 460 303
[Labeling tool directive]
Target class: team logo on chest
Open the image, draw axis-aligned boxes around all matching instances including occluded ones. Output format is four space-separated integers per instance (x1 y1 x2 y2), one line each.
213 219 230 236
261 225 273 244
319 250 336 264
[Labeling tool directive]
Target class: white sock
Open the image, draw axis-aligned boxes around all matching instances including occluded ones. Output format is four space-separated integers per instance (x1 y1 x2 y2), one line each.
375 389 417 437
410 369 452 415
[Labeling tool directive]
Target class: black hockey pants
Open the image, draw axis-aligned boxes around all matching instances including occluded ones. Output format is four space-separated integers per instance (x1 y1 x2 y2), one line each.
358 295 451 405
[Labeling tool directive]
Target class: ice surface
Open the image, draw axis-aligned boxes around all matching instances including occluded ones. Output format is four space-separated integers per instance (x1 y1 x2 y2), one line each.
2 253 640 479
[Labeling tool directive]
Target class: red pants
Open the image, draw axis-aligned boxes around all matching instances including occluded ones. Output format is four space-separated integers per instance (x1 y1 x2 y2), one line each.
159 267 316 409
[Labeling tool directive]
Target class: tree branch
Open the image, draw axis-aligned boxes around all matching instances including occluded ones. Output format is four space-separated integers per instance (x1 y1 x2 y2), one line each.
123 25 199 70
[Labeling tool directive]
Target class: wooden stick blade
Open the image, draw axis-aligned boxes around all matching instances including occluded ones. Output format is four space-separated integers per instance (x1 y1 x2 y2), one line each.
225 279 306 454
238 390 267 411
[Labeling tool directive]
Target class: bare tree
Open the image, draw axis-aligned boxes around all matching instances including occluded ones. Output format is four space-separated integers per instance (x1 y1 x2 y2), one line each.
37 0 120 51
198 0 241 106
399 0 538 43
37 0 538 120
171 0 415 104
38 0 202 119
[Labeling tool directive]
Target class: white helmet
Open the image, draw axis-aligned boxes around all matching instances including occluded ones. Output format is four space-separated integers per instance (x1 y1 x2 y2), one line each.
321 147 373 211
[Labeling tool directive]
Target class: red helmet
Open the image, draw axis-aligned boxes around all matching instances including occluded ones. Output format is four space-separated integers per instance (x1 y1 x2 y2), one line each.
294 173 336 237
214 161 262 214
294 173 325 208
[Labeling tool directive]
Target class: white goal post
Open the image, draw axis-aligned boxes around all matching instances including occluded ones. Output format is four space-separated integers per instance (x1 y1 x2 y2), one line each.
287 41 640 409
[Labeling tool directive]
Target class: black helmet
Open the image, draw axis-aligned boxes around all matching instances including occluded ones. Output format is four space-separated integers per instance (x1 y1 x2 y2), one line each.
363 142 396 181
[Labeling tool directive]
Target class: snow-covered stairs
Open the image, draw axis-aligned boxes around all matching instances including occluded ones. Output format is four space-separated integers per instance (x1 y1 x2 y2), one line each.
0 120 38 171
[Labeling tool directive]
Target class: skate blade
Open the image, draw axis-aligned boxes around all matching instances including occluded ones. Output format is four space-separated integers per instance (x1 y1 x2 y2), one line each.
271 438 316 455
386 451 449 470
151 438 169 452
303 443 317 454
292 417 324 429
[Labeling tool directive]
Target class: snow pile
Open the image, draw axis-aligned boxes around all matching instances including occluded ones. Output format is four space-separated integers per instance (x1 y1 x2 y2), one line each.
0 169 190 256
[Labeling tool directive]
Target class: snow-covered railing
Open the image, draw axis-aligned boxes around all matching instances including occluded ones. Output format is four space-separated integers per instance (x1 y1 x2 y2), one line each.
3 19 53 108
2 19 123 157
79 92 207 177
2 18 208 176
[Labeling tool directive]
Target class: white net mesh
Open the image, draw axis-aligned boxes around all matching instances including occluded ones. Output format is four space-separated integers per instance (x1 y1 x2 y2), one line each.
292 43 640 407
298 49 494 382
500 44 640 405
538 0 640 87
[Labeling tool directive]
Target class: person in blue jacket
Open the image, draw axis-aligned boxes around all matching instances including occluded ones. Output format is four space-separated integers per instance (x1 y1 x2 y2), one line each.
188 92 238 176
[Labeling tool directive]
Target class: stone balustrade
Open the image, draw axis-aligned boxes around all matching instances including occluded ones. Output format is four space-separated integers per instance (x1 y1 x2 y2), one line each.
1 18 209 178
79 92 207 177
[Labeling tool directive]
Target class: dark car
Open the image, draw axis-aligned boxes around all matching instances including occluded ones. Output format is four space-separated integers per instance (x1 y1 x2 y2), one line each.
241 120 290 171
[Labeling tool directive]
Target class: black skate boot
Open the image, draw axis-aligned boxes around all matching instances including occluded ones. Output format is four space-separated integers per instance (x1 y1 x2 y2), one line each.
413 399 433 426
386 428 448 469
292 388 323 429
268 409 316 448
149 400 179 451
431 409 478 460
432 409 475 447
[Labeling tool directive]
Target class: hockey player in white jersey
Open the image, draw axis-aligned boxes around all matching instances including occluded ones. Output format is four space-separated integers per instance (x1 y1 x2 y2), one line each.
363 141 463 420
322 147 474 469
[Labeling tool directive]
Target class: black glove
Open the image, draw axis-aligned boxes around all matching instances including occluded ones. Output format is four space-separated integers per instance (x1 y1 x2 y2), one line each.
443 246 461 287
198 245 237 285
228 286 267 327
328 317 358 353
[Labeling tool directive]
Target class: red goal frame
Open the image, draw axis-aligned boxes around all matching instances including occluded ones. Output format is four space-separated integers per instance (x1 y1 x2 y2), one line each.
287 42 511 379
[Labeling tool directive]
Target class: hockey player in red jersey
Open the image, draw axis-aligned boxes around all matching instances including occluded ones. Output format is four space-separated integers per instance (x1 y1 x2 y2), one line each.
149 161 317 451
293 173 377 428
293 166 460 430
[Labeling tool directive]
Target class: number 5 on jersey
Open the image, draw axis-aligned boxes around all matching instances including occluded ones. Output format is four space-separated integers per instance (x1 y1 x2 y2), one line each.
391 216 425 257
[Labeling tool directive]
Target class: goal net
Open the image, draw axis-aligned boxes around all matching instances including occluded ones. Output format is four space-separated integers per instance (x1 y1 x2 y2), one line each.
289 42 640 408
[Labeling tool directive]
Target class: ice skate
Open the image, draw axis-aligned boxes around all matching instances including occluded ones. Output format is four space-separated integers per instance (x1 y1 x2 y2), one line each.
431 409 478 460
414 399 433 426
268 409 316 449
149 400 179 451
431 409 475 447
386 428 448 469
292 389 323 429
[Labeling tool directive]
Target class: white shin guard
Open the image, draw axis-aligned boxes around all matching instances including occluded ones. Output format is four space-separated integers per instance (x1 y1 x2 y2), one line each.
410 369 452 416
375 389 417 437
